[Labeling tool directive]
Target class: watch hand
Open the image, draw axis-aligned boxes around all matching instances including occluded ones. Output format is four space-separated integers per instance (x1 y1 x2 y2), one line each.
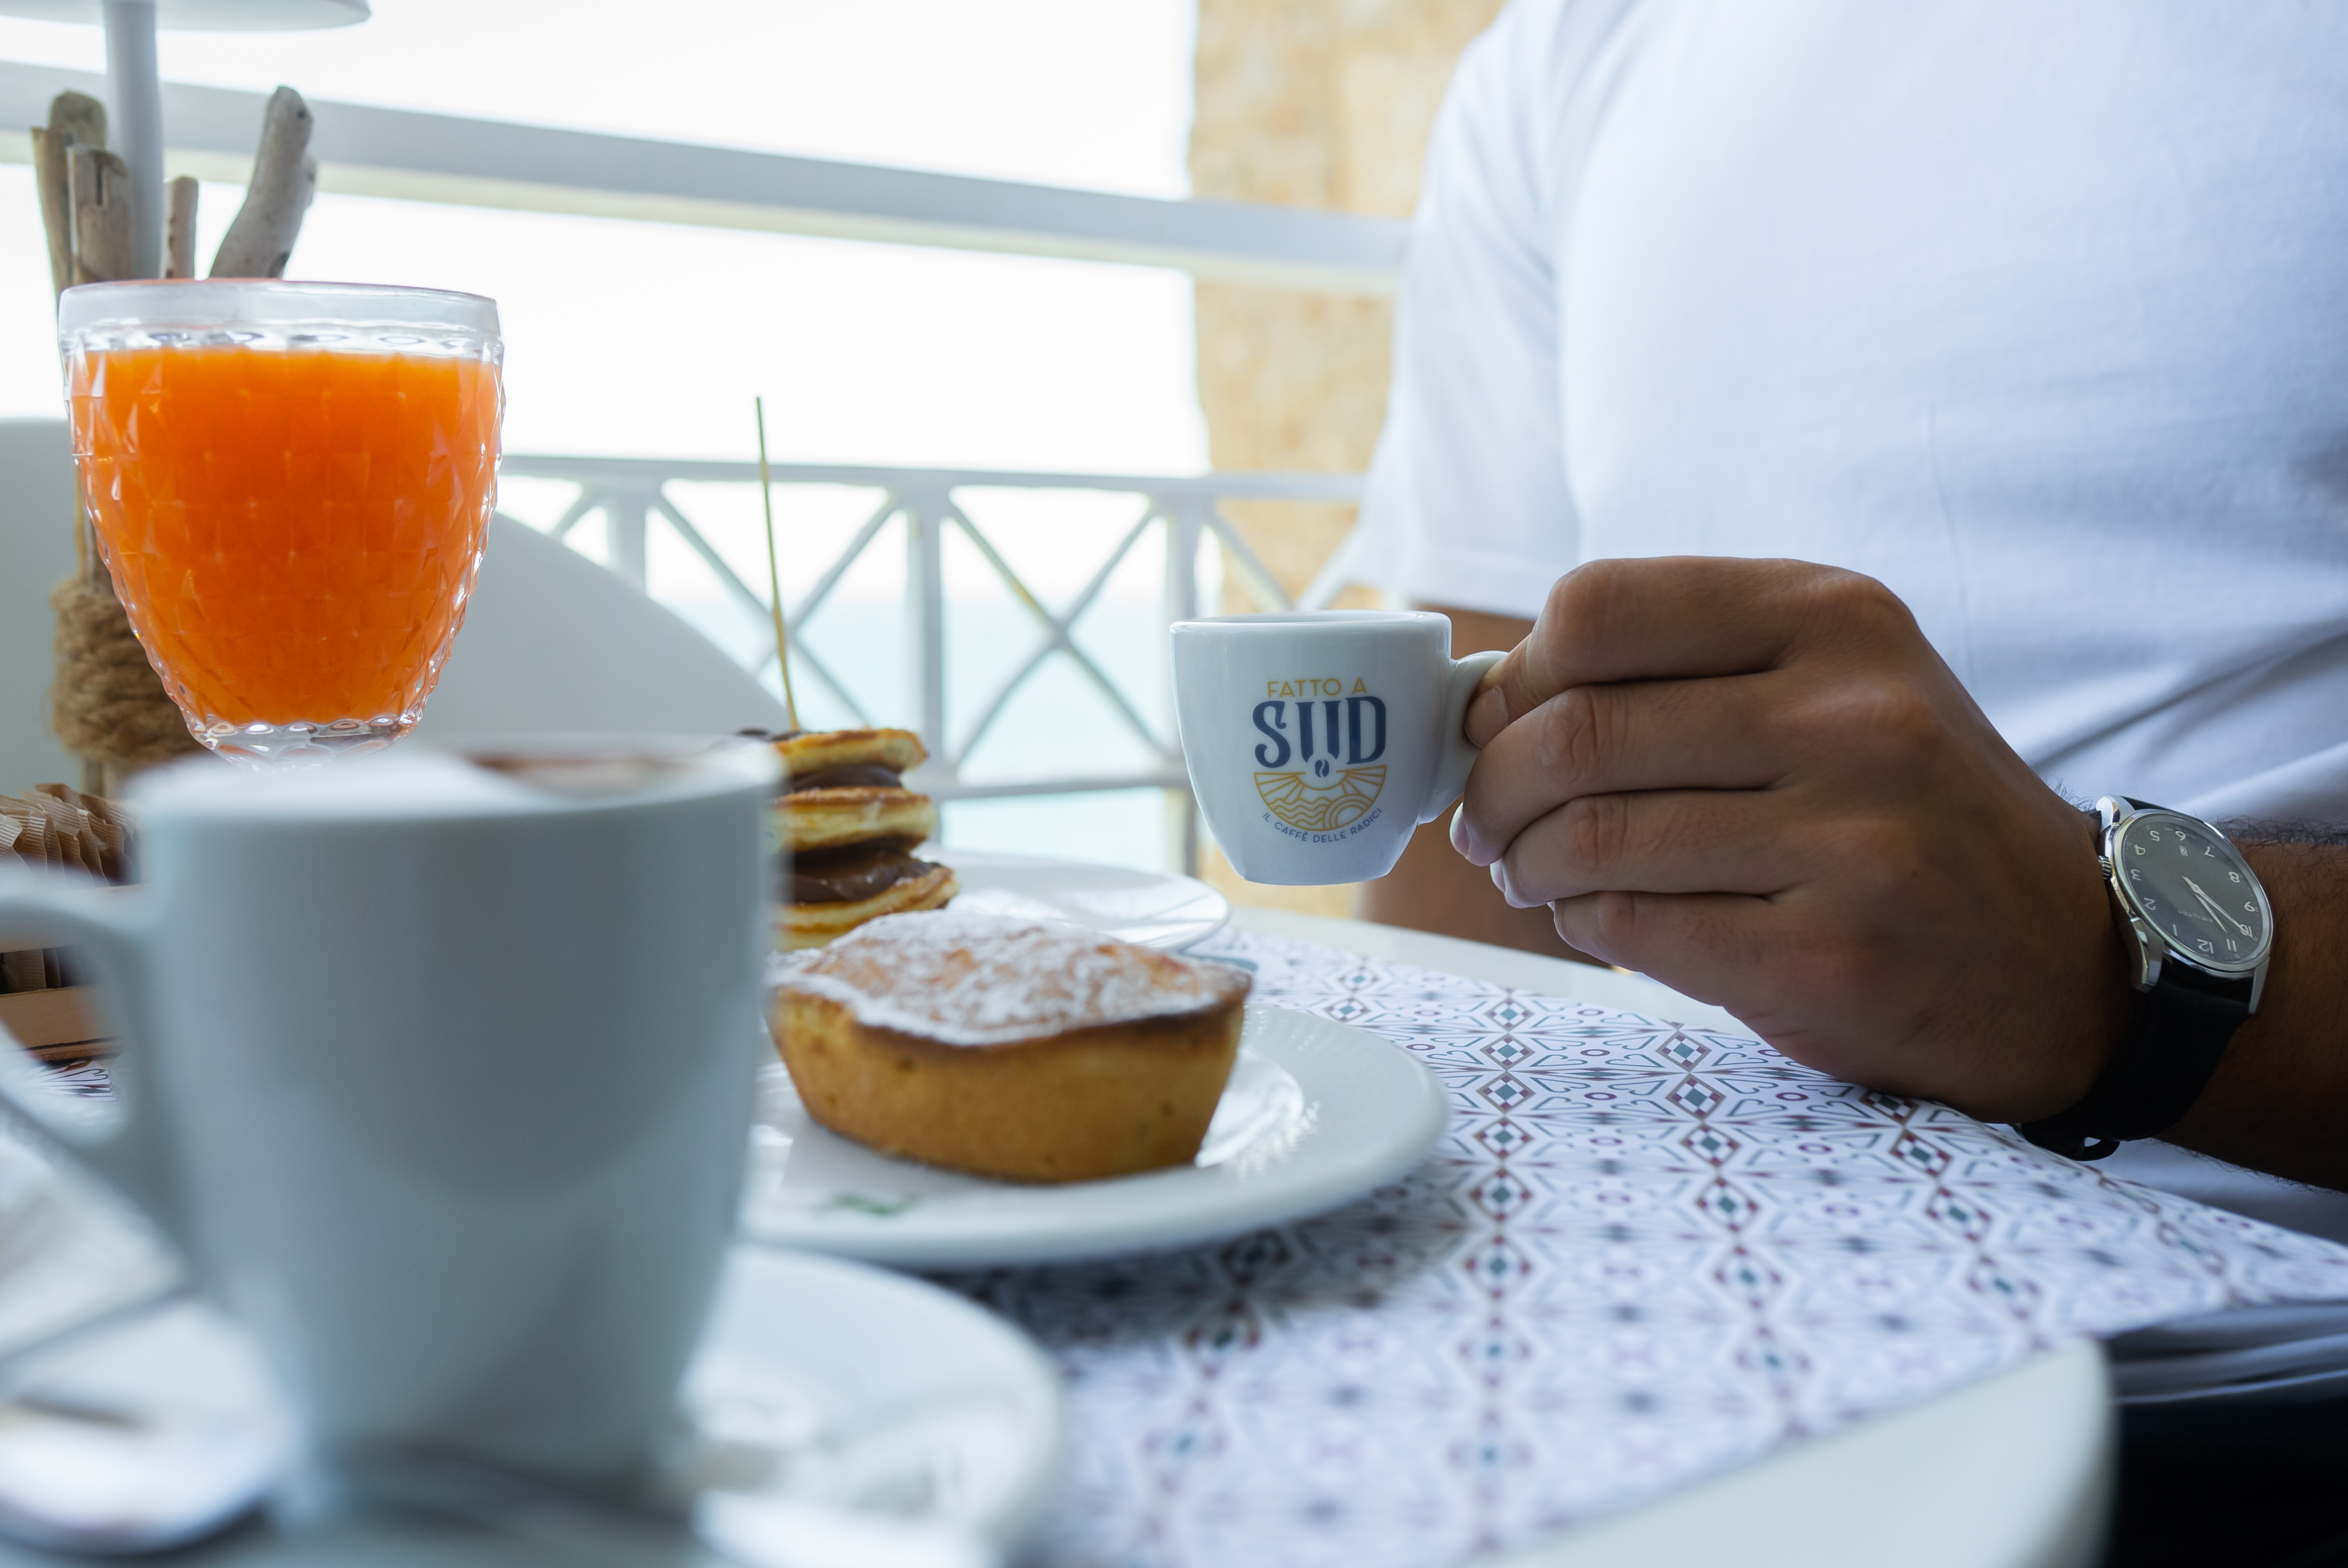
2186 888 2233 930
2184 878 2253 936
2182 878 2247 931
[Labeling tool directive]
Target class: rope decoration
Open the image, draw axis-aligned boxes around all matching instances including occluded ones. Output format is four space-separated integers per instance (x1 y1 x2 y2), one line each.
47 574 203 779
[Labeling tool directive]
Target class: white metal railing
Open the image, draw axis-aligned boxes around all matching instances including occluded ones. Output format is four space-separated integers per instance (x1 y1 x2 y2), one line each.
0 61 1408 295
498 454 1366 868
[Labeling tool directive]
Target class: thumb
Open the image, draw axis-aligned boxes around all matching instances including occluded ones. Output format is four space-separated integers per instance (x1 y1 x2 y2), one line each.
1464 656 1520 747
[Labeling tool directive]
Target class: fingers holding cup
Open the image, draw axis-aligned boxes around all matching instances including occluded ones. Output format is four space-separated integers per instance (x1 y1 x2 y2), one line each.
1486 786 1804 908
1453 672 1790 868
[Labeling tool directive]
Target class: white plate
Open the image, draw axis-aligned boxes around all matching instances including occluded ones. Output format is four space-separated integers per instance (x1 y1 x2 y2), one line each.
740 1004 1449 1269
934 848 1230 950
683 1248 1062 1549
0 1247 1060 1565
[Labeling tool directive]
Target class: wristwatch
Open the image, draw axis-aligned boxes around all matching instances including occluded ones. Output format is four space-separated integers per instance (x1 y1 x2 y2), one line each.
2018 796 2273 1161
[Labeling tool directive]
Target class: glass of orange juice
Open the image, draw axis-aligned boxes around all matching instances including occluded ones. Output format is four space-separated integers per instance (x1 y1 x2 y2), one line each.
59 281 503 765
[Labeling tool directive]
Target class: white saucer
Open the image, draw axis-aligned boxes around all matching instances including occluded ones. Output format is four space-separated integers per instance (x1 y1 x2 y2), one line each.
740 1005 1449 1269
0 1131 181 1366
933 849 1230 950
0 1249 1062 1565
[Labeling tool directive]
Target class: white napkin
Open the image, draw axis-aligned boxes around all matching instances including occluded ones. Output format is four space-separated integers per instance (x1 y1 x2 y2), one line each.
2099 1139 2348 1404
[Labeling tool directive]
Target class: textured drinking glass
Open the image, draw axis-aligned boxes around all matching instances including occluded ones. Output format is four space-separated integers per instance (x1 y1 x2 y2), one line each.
60 281 504 765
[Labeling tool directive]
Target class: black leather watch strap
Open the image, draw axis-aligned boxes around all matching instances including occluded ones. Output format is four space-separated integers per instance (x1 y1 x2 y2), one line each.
2019 964 2251 1162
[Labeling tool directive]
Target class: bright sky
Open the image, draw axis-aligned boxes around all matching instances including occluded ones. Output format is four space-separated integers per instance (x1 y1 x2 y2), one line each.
0 0 1208 471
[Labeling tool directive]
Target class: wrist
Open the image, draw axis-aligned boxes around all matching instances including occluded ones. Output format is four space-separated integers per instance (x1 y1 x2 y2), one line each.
2018 800 2270 1159
2026 806 2137 1119
2163 839 2300 1148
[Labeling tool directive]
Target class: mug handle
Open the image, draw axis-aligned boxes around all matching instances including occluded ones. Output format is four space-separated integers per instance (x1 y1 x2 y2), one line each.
1421 649 1507 823
0 873 187 1252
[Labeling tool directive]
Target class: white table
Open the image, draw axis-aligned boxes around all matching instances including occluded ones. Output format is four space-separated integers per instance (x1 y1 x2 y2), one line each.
0 901 2122 1568
1232 907 2114 1568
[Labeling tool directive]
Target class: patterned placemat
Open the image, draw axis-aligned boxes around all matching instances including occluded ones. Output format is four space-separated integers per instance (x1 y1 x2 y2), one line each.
946 927 2348 1567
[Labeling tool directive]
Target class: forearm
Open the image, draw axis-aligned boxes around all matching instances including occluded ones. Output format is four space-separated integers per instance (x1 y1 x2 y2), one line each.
2162 839 2348 1190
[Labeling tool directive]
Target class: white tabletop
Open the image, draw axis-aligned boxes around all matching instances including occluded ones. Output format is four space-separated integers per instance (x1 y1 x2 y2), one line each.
0 901 2125 1568
1230 907 2114 1568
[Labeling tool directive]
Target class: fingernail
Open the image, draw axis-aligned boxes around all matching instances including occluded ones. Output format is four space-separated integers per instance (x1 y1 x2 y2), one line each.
1450 803 1491 864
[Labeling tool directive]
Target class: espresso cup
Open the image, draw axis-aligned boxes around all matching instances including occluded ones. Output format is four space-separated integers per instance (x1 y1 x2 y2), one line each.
1171 611 1503 885
0 738 776 1509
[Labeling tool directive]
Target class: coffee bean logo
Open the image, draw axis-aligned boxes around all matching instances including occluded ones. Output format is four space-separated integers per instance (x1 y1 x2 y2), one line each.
1250 694 1386 833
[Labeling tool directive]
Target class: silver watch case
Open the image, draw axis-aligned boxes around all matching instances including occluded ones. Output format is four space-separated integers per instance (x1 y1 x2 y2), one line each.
2095 796 2272 1013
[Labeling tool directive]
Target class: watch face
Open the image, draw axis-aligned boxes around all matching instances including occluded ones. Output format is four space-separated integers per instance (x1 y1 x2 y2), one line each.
2111 812 2273 972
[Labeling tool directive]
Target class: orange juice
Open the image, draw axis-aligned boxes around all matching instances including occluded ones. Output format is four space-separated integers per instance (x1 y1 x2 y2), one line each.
69 344 501 733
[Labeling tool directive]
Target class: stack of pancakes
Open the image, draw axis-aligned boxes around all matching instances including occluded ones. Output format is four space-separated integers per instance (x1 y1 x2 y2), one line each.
774 728 957 949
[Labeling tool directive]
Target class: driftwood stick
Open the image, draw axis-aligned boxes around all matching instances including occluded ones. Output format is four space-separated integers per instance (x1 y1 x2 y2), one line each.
164 176 199 279
46 90 106 154
212 87 315 278
40 95 111 597
29 129 75 297
69 145 135 287
69 142 132 596
32 92 107 299
32 129 84 580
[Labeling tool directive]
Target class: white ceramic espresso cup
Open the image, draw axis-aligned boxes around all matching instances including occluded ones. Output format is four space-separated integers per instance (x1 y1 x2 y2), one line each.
1172 611 1503 886
0 738 776 1509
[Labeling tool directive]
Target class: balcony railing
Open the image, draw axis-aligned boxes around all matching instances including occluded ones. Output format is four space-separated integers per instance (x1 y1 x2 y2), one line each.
497 455 1366 869
0 62 1406 296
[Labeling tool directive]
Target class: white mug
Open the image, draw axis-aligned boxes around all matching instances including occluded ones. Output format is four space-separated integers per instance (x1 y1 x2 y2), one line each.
1171 611 1503 885
0 738 776 1508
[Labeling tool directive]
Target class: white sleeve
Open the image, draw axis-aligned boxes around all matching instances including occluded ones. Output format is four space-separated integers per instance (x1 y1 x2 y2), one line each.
1355 0 1589 620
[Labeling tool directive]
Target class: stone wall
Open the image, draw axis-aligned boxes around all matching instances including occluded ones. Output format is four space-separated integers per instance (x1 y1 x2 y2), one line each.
1189 0 1505 916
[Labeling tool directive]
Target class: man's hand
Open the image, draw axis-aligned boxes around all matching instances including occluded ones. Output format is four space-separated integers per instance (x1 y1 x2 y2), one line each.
1450 558 2133 1121
1355 606 1601 964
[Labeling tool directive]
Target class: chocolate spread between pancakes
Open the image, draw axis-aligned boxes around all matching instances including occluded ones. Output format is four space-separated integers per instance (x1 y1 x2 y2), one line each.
786 764 904 793
787 842 938 904
766 726 956 945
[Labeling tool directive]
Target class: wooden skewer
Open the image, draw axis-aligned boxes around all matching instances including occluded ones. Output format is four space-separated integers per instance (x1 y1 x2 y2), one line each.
755 396 803 732
164 176 199 279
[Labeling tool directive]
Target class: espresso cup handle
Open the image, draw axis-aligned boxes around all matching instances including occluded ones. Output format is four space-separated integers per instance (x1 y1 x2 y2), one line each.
0 875 186 1251
1422 649 1507 823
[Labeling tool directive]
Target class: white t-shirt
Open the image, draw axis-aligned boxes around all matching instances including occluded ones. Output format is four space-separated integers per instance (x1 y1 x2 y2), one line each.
1357 0 2348 1347
1361 0 2348 827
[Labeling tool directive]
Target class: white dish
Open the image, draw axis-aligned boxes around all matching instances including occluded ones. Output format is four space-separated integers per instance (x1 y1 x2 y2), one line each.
0 1130 181 1368
933 848 1230 950
0 1247 1061 1565
740 1004 1448 1269
682 1248 1062 1550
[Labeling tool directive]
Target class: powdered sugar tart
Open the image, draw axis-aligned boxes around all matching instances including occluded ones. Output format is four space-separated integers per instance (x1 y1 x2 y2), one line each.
774 911 1250 1183
748 917 1448 1268
783 909 1247 1046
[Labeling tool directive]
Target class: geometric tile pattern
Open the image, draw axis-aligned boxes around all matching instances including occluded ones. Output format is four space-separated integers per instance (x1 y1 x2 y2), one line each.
946 928 2348 1567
